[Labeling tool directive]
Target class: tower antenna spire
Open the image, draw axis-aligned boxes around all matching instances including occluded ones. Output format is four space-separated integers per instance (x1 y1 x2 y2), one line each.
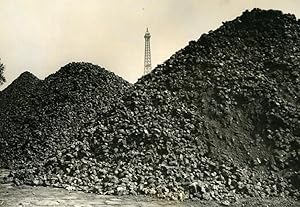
144 27 152 75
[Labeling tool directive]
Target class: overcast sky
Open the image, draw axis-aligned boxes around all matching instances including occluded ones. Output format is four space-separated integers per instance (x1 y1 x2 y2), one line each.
0 0 300 90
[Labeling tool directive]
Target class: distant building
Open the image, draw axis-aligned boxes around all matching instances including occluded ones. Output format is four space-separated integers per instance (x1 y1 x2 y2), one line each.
144 28 152 75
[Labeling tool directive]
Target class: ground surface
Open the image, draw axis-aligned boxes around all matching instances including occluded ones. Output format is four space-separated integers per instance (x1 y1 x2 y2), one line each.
0 169 299 207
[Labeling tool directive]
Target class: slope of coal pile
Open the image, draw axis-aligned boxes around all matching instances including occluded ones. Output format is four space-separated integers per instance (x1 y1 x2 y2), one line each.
118 8 300 170
0 72 40 167
1 62 131 168
11 9 300 203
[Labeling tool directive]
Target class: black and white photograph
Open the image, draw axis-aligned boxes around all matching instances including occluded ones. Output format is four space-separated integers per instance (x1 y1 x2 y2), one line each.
0 1 299 206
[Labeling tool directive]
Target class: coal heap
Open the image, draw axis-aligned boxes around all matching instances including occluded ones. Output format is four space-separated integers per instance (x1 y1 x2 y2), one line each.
0 72 40 166
7 9 300 203
0 62 131 168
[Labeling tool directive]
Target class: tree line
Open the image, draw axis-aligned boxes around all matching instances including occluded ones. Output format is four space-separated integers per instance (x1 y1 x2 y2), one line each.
0 59 5 86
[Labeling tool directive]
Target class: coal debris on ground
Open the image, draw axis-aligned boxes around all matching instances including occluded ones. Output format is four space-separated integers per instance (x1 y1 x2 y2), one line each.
1 8 300 204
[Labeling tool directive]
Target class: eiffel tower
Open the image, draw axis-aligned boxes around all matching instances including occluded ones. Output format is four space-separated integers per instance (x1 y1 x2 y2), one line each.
144 28 152 75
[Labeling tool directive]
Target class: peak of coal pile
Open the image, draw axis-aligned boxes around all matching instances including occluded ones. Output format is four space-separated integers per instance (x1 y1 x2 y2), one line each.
0 62 131 168
10 9 300 203
39 62 130 109
0 71 40 110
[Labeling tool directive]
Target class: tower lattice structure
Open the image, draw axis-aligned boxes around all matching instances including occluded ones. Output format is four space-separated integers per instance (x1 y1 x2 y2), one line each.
144 28 152 75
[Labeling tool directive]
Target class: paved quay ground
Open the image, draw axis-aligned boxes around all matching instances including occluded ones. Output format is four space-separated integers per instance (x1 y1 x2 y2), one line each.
0 169 299 207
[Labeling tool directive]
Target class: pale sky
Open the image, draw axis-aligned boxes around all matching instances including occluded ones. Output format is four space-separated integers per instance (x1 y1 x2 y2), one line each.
0 0 300 90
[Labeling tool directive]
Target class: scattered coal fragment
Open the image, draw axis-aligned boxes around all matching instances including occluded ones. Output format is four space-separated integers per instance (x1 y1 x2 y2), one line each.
4 8 300 204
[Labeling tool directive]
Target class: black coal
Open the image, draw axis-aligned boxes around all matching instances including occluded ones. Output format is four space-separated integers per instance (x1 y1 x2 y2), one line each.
1 9 300 204
0 62 131 168
0 72 41 166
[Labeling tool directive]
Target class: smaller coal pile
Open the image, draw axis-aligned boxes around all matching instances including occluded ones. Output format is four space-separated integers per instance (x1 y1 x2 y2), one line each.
0 62 131 168
0 72 40 166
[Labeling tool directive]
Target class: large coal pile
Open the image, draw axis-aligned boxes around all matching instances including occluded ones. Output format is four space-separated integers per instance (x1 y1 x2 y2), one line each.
10 9 300 203
0 62 131 168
